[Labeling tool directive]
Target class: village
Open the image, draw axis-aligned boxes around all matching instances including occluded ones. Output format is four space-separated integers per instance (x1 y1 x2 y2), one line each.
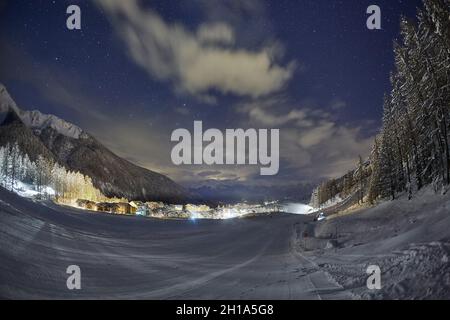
73 198 281 220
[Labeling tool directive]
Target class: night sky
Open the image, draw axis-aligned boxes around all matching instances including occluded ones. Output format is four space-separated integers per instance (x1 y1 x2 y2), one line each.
0 0 424 193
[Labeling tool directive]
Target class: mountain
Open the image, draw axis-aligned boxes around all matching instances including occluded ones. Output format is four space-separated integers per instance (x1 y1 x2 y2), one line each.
189 180 314 204
0 83 188 203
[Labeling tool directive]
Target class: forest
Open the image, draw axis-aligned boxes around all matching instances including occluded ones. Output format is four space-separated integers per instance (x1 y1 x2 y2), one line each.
0 142 110 203
313 0 450 207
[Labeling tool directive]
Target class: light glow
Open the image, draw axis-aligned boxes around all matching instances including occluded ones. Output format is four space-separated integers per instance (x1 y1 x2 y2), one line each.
281 203 314 215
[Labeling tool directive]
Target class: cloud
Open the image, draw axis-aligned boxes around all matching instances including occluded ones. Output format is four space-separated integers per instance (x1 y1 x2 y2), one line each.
95 0 295 100
197 170 223 177
174 107 190 115
236 97 375 180
0 42 269 185
193 0 272 47
298 120 334 148
238 98 313 127
197 23 234 45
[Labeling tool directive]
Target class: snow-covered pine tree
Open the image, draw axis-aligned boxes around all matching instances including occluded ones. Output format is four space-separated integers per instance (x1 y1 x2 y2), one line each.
311 0 448 206
0 145 8 188
378 96 402 200
417 1 450 185
368 136 382 204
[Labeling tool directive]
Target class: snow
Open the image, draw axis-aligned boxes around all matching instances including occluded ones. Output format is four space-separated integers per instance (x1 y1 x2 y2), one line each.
17 109 83 139
307 186 450 299
1 185 450 299
0 83 83 139
13 181 55 198
281 202 314 214
318 194 344 209
0 187 351 299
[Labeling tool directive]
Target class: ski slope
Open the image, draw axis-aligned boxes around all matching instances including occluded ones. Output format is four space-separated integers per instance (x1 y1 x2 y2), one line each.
1 186 450 299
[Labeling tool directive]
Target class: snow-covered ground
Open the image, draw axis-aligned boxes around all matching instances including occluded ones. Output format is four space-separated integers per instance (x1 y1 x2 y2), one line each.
11 181 55 199
305 187 450 299
281 203 315 215
0 186 449 299
317 194 344 209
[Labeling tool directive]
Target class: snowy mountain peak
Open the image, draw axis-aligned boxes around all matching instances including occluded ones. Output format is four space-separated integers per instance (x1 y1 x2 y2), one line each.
0 83 21 115
18 109 84 139
0 83 84 139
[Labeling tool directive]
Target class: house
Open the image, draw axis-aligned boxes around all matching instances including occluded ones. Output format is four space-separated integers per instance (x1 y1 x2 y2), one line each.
130 201 150 216
97 202 120 213
146 201 165 210
129 201 142 208
172 204 183 211
76 199 98 211
185 204 210 212
116 202 136 215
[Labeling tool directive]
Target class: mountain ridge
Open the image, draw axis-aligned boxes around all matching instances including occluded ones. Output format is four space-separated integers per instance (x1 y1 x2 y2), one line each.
0 83 189 203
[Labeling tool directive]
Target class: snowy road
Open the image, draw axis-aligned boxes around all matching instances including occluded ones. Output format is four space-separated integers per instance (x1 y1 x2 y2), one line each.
0 189 352 299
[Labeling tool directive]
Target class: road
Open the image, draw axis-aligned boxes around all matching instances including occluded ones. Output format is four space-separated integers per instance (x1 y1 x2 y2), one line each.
0 188 352 299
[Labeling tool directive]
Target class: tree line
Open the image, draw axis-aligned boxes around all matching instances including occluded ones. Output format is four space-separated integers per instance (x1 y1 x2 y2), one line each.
313 0 449 207
368 0 449 202
0 142 108 202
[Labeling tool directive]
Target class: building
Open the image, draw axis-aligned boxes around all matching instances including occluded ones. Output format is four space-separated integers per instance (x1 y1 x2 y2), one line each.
185 204 210 212
146 201 165 210
97 202 120 213
130 201 150 216
76 199 98 211
171 204 183 211
116 203 136 215
129 201 143 208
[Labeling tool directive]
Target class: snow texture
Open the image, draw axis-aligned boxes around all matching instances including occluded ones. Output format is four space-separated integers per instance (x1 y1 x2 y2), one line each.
1 186 450 299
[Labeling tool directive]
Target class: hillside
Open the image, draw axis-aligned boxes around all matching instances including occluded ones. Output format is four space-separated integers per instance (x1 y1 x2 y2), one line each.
305 186 450 299
0 84 188 203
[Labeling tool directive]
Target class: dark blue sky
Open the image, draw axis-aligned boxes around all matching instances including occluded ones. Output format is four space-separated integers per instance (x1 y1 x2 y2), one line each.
0 0 424 189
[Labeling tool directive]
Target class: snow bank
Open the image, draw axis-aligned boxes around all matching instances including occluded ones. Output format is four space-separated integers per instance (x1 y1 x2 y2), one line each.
13 181 55 198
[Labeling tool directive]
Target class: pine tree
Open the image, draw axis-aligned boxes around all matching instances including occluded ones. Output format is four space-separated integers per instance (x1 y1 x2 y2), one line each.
368 137 382 204
0 145 8 188
356 155 365 204
8 143 21 191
